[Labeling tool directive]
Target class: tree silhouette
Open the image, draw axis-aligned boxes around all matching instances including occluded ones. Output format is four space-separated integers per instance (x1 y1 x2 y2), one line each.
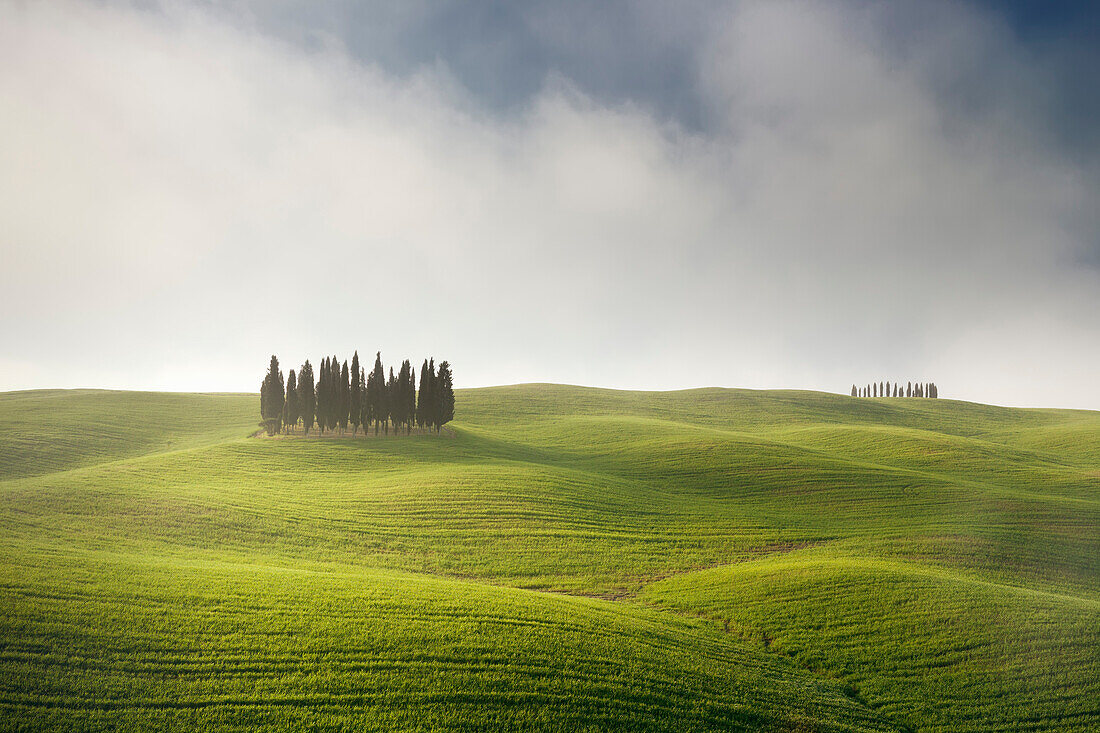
262 354 453 438
419 360 438 431
316 358 328 434
438 361 454 431
385 367 396 435
417 360 429 430
284 369 298 433
259 355 284 436
298 360 315 435
349 352 361 435
339 360 350 433
369 352 386 435
403 360 416 434
356 367 366 431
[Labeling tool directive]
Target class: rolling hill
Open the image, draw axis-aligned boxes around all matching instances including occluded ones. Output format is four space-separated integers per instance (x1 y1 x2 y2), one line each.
0 385 1096 731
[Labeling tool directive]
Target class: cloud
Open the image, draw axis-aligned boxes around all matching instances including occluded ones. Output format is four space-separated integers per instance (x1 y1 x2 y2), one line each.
0 0 1096 408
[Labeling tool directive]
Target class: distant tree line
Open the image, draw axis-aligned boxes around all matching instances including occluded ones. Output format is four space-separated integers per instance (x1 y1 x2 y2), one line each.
850 381 938 399
260 352 454 436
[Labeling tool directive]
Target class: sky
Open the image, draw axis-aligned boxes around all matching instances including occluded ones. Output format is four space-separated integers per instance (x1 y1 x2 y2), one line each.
1 0 1098 409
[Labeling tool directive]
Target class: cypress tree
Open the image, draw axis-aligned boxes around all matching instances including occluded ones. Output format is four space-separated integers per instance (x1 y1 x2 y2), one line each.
259 355 284 436
318 357 325 430
851 385 857 397
339 360 350 432
418 359 438 432
333 359 342 432
359 365 368 434
320 358 327 432
428 358 438 430
392 360 410 434
438 361 454 431
271 356 284 433
365 362 376 434
404 361 416 434
299 360 315 435
325 355 336 431
285 369 298 433
370 352 386 436
358 367 367 432
389 367 402 431
392 363 405 432
350 352 361 435
906 381 911 398
325 356 335 430
369 366 377 433
318 357 327 432
417 360 429 430
327 357 336 429
329 359 336 425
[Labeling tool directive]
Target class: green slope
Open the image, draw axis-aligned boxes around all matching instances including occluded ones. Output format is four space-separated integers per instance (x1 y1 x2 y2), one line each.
0 550 894 732
0 390 256 479
0 386 1096 731
641 551 1099 732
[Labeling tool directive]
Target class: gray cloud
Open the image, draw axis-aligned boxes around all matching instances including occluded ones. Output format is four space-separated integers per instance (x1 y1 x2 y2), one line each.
0 0 1097 408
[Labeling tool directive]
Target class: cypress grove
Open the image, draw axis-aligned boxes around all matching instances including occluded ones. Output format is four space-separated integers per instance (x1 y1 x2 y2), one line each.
848 380 940 399
262 353 454 436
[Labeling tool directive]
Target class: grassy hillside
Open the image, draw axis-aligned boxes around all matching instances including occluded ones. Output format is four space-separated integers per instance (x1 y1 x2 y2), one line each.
0 385 1096 731
0 390 256 479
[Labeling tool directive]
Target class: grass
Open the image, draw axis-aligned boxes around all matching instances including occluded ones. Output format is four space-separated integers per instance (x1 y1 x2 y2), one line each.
0 384 1096 731
641 550 1099 732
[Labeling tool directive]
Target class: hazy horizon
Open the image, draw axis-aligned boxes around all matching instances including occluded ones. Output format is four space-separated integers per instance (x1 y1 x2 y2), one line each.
3 380 1091 414
2 0 1098 410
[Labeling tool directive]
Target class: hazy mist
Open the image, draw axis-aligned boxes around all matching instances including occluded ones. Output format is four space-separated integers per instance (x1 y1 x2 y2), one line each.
1 0 1097 408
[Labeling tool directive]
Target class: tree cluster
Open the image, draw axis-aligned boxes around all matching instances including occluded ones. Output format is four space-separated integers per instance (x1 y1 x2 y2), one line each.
850 381 938 399
259 352 454 437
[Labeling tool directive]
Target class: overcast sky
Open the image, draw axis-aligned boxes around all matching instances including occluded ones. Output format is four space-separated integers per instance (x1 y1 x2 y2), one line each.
1 0 1098 409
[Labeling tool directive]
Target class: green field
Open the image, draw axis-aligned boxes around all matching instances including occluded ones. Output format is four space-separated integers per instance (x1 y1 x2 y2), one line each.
0 385 1097 731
